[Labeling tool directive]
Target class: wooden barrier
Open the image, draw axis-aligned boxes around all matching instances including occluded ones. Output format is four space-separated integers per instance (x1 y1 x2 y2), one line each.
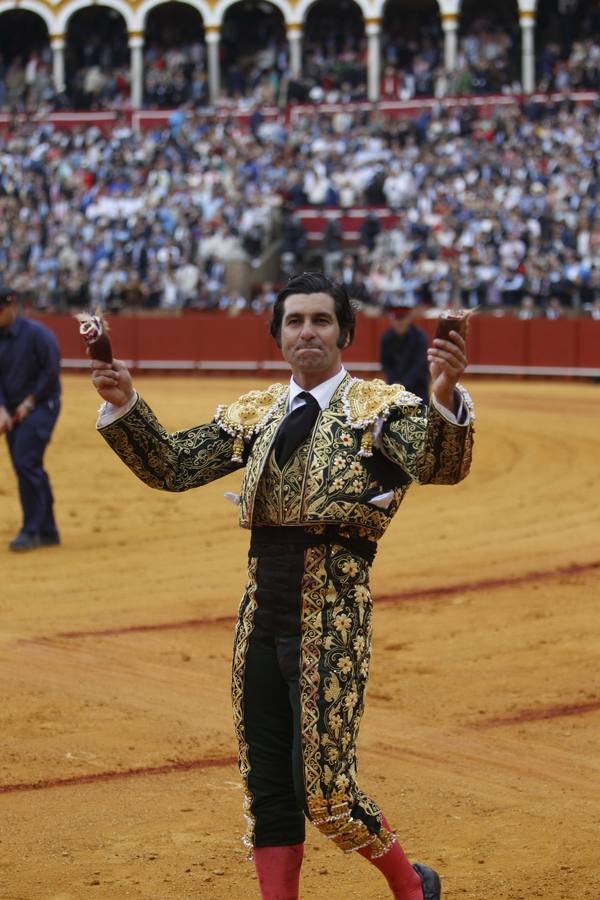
40 312 600 377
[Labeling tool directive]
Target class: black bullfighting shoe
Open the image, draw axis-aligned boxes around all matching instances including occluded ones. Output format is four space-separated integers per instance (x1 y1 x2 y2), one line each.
9 530 41 552
413 863 442 900
39 530 61 547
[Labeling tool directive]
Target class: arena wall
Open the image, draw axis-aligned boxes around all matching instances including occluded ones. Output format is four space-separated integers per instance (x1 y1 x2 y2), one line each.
40 313 600 377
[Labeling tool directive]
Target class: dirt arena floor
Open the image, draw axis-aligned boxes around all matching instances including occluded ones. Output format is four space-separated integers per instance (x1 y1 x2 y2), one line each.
1 373 599 900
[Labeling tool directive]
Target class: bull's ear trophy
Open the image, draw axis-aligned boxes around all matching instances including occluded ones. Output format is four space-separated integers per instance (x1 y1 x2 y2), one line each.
434 309 475 342
75 312 113 364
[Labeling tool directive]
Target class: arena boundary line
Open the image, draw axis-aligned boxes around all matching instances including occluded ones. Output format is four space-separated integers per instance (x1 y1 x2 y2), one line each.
375 559 600 605
51 614 236 639
4 700 599 796
470 700 600 729
43 559 600 641
0 756 238 796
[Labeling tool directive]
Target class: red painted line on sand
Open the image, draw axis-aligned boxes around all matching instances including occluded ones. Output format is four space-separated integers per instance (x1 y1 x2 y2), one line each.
376 559 600 605
7 564 598 797
55 614 235 639
471 699 600 728
49 560 600 640
0 755 237 795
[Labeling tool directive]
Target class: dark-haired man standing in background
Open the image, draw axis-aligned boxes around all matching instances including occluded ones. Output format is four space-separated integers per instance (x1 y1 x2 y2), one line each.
90 272 474 900
0 286 62 551
380 302 430 402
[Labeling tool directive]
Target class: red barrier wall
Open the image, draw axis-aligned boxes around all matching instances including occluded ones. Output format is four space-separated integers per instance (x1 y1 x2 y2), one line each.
38 313 600 376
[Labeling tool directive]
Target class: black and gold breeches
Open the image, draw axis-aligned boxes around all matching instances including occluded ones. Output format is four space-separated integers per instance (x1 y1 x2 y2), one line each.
231 531 394 857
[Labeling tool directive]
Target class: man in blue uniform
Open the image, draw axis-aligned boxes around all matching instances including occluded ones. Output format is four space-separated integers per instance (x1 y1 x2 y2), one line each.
0 287 62 551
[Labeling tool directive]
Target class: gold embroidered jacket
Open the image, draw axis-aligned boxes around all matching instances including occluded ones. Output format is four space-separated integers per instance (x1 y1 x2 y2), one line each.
99 374 474 542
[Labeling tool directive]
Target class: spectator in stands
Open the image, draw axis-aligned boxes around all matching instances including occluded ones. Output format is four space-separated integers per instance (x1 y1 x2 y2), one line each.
380 64 402 99
363 173 387 207
175 258 200 307
280 208 307 277
322 217 344 277
545 296 565 319
496 265 525 309
359 212 382 254
588 298 600 320
5 58 25 109
304 164 336 206
383 162 416 209
581 265 599 309
250 281 277 314
336 254 358 291
143 267 163 310
121 269 146 310
518 295 539 320
346 269 374 308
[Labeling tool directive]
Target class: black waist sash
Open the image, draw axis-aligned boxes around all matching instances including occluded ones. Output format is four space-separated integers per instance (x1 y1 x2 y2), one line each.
250 525 377 565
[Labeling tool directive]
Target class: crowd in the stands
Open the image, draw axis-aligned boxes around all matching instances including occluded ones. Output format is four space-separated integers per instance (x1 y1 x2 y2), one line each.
0 4 598 318
0 92 598 317
1 7 599 112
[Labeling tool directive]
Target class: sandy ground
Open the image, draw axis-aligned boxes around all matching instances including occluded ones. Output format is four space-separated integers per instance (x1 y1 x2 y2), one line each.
1 374 599 900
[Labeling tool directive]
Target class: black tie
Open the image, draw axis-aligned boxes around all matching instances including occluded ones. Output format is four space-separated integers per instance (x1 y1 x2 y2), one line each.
274 391 320 467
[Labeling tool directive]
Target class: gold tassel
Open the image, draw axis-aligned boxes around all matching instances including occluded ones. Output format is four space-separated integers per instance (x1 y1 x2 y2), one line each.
359 426 373 458
232 433 244 463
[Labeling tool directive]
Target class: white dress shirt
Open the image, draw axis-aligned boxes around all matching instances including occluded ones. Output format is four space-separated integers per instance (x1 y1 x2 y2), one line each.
288 366 466 426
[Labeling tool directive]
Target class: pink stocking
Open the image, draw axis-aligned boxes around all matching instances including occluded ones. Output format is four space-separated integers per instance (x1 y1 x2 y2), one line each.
356 817 423 900
253 843 304 900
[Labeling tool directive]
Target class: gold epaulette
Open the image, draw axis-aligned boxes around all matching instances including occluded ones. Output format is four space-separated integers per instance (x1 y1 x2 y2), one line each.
214 383 287 462
341 378 422 458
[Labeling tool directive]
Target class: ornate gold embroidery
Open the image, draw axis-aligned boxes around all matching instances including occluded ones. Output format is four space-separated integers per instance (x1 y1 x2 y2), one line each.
382 383 474 485
100 378 473 542
250 403 391 534
239 415 286 523
100 396 242 490
214 384 287 462
244 376 473 537
98 378 474 861
251 433 312 524
342 378 420 426
359 425 374 458
308 794 396 855
370 826 397 858
299 544 384 853
231 561 259 856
